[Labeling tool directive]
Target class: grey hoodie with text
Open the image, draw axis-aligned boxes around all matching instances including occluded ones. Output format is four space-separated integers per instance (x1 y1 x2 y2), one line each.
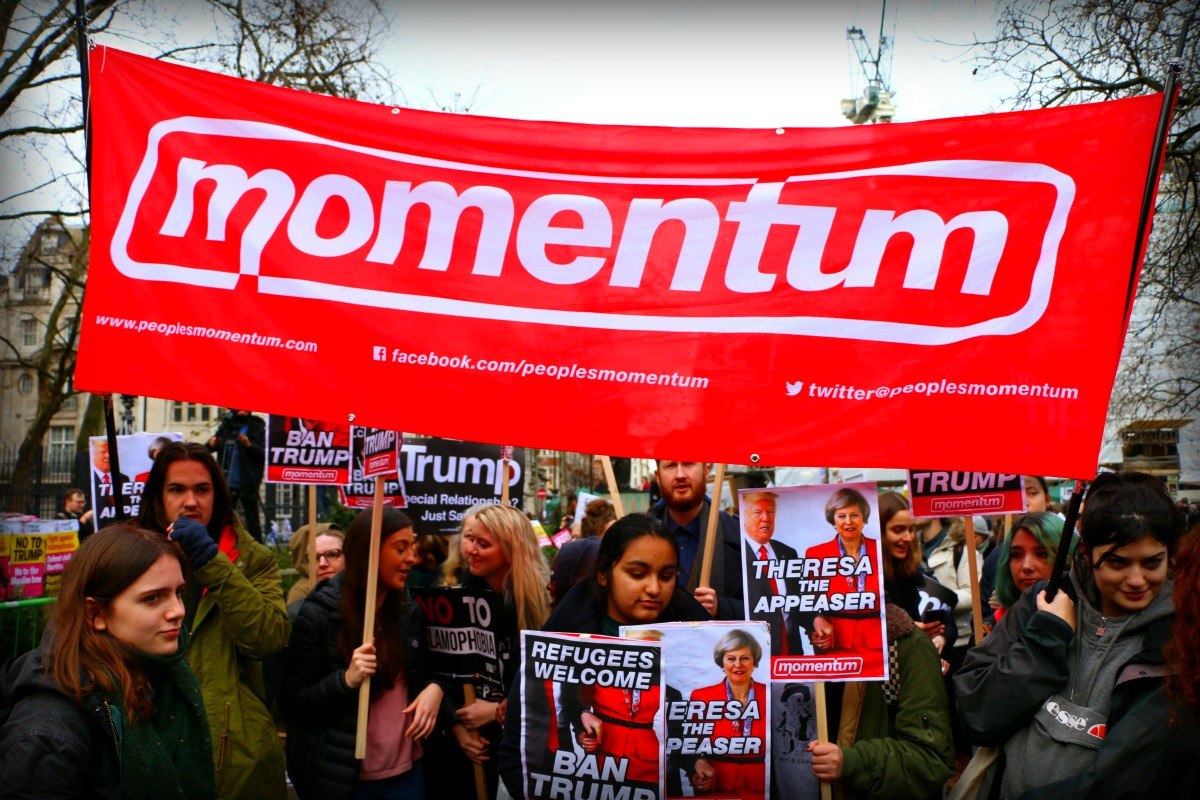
953 559 1174 800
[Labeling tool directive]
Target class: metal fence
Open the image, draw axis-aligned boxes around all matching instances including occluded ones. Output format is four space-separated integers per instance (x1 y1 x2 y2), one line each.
0 443 78 517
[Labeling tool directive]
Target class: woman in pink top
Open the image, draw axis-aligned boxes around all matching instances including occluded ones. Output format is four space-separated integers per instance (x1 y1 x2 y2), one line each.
282 508 454 799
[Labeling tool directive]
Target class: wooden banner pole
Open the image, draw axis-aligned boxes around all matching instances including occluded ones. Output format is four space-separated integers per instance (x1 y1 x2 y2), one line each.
698 463 726 588
815 681 832 800
463 684 488 800
964 515 985 644
599 455 626 518
501 458 510 506
354 476 385 759
307 485 318 593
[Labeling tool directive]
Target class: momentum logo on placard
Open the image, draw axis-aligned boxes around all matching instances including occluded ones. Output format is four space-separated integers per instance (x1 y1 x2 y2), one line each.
772 656 864 679
111 118 1075 346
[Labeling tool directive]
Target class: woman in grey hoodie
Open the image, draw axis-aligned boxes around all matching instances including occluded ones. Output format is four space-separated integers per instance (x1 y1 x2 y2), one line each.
953 471 1185 800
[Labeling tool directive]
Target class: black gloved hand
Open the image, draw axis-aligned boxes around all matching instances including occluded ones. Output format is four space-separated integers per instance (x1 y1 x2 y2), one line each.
170 517 219 570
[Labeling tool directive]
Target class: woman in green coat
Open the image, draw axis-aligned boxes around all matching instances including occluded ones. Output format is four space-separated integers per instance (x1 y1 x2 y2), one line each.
808 603 955 800
139 441 289 799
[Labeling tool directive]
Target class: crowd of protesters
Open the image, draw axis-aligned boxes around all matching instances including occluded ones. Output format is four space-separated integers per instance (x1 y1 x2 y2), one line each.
2 449 1199 800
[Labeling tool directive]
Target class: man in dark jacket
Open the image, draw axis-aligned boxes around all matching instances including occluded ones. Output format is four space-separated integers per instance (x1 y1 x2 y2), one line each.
652 460 744 620
207 409 266 542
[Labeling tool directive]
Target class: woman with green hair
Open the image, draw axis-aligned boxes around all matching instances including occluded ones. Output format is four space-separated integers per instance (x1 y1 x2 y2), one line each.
992 512 1075 623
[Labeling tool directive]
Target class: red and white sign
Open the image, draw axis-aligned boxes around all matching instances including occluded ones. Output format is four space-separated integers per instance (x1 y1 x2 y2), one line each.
740 483 888 682
265 415 352 484
77 47 1167 476
906 470 1027 518
357 426 400 478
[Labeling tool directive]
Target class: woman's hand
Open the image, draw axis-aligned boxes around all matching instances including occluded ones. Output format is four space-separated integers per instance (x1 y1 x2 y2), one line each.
988 590 1002 611
577 711 602 752
693 586 718 616
690 758 716 792
916 620 945 640
810 616 834 651
453 723 490 764
1036 589 1076 632
344 639 376 689
807 741 844 782
455 699 499 731
496 699 507 728
404 683 444 740
931 634 946 655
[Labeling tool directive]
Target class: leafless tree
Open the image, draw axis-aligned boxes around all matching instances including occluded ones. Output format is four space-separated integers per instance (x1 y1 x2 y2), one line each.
971 0 1198 431
1 0 395 510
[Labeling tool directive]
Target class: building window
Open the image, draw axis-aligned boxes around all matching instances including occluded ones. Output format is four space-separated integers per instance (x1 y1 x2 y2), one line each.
47 425 75 478
39 232 60 253
61 393 78 411
172 401 214 424
21 318 38 347
17 373 34 395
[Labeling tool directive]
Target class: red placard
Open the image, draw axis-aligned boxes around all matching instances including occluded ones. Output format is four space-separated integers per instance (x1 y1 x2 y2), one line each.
77 47 1166 477
357 426 401 478
265 414 352 484
906 470 1027 518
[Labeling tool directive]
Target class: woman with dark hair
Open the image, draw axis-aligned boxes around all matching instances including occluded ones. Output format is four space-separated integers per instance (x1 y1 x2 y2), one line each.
689 629 768 800
0 525 214 799
137 441 288 799
802 487 883 673
990 512 1074 623
879 491 949 655
954 471 1187 799
497 513 709 799
980 475 1052 625
281 507 452 799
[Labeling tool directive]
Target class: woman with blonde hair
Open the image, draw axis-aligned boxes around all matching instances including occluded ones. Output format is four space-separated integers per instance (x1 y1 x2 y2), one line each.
446 503 551 796
440 503 489 586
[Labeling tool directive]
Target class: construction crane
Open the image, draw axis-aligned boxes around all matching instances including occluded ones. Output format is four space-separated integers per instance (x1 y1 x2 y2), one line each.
840 1 896 124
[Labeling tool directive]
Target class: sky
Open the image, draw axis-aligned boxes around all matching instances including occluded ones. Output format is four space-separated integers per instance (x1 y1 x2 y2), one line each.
381 0 1014 128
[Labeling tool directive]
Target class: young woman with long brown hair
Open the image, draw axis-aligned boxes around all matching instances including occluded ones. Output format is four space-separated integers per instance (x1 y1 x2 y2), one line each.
0 525 214 799
281 507 451 799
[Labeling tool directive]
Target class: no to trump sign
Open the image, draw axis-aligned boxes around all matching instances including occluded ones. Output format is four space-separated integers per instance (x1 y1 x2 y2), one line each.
76 48 1165 476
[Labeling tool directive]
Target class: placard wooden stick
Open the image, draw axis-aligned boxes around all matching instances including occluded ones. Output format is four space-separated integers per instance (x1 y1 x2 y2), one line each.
354 476 385 759
599 455 626 518
698 463 726 588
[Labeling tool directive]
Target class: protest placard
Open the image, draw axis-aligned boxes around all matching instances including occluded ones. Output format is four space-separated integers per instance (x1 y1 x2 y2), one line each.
401 437 524 536
78 46 1168 478
87 432 183 524
740 484 887 682
906 471 1027 518
518 631 664 800
264 415 352 484
917 574 960 627
359 426 401 478
339 426 407 509
410 586 505 693
768 682 821 800
622 621 771 800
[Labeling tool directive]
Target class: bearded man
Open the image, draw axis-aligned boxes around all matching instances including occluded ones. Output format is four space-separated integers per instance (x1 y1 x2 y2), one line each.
651 460 744 619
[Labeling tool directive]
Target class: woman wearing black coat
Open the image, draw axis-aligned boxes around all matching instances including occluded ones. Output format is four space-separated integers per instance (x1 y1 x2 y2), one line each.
280 509 454 800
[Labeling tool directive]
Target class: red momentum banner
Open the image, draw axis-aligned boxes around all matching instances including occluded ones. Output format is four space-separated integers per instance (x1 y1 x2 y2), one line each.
76 47 1165 476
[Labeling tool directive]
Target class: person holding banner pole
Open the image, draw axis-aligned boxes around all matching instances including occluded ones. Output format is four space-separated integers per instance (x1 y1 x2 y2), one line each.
990 512 1074 624
807 602 955 800
652 460 744 619
137 441 288 799
281 508 451 800
953 472 1185 800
